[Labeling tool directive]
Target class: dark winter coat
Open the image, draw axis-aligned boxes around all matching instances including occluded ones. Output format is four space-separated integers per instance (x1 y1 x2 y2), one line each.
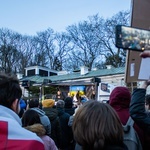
65 107 75 116
75 143 128 150
43 107 62 148
57 108 74 149
130 88 150 149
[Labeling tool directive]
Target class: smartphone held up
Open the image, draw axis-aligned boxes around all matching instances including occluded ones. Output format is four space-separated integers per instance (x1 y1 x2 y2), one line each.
115 25 150 51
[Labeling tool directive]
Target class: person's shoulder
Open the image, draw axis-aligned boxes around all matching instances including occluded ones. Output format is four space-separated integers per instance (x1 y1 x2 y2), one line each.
40 114 50 125
30 107 45 115
64 111 70 117
68 115 74 127
2 120 44 149
41 135 58 150
20 127 45 148
105 143 128 150
17 125 43 141
23 138 45 150
41 135 55 144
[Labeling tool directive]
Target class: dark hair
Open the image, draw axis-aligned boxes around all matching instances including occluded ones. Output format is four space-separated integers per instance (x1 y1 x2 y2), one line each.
22 109 41 127
64 97 73 108
76 90 81 101
0 73 22 108
56 100 65 108
72 101 124 150
29 99 39 108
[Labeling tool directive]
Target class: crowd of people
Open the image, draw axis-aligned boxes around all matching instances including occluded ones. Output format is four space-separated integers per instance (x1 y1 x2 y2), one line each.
1 51 150 149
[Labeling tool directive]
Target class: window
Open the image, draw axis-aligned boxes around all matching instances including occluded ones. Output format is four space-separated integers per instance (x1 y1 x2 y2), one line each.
27 69 35 76
39 69 48 76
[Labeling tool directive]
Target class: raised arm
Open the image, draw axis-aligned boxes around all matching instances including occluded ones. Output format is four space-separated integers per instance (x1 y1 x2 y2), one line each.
130 81 150 131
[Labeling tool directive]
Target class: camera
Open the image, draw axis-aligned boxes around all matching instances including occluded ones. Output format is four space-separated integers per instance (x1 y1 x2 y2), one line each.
115 25 150 51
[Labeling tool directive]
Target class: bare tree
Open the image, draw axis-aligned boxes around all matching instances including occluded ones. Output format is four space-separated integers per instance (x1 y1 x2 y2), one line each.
54 32 73 71
0 10 130 74
34 28 55 69
66 15 104 70
33 30 73 71
94 11 130 67
32 35 48 67
0 28 22 73
16 35 36 74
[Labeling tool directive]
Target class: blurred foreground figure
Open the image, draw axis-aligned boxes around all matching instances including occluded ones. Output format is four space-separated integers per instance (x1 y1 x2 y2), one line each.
0 73 44 150
72 100 127 150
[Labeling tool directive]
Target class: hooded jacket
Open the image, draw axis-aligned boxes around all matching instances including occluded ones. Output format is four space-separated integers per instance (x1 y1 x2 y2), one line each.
30 107 51 136
109 87 144 147
109 87 131 124
0 105 44 150
25 124 58 150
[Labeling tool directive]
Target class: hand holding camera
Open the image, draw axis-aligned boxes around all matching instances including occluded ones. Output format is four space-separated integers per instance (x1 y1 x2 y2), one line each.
115 25 150 51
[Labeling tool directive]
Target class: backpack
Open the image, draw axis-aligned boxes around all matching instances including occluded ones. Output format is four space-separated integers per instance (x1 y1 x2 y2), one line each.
123 117 143 150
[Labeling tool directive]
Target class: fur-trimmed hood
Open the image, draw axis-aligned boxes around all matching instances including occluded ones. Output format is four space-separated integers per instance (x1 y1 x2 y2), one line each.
25 123 46 137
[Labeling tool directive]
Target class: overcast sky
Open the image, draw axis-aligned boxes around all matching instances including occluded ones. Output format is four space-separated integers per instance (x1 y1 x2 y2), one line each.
0 0 131 35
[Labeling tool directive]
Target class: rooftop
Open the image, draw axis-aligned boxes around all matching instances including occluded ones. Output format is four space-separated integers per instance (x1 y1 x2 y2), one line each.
20 66 125 85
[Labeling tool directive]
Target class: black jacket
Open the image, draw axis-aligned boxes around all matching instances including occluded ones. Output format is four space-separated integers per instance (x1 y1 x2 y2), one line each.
65 107 75 116
130 88 150 149
130 88 150 131
75 143 128 150
57 108 74 149
43 107 62 148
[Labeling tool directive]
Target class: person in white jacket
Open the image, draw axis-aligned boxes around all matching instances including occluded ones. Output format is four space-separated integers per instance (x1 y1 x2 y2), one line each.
0 72 44 150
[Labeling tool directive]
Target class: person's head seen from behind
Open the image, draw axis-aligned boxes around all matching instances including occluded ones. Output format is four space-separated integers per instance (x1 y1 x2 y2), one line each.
72 100 124 150
0 73 22 114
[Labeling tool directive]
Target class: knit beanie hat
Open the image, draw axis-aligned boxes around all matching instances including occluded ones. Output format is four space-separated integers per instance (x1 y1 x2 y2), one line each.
29 99 39 108
109 86 131 109
64 97 73 108
42 99 55 108
56 100 65 108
